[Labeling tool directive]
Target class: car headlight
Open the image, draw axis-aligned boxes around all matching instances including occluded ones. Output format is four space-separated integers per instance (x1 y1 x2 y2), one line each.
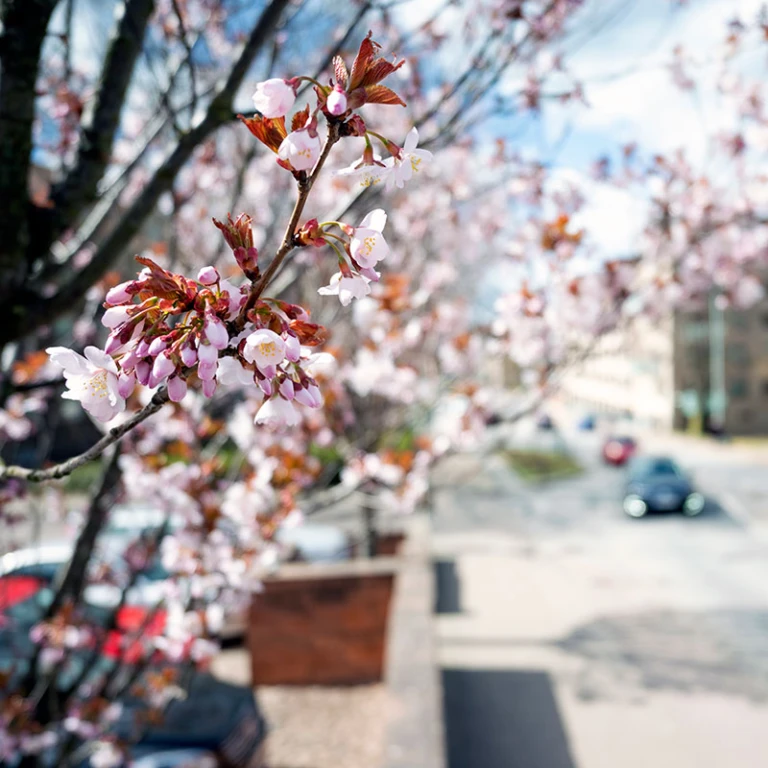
683 492 705 515
623 494 647 518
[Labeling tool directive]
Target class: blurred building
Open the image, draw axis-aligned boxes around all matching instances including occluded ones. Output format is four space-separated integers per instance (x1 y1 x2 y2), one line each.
558 293 768 435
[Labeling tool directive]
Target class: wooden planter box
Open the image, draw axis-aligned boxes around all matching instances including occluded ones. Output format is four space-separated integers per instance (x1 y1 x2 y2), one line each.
248 559 398 686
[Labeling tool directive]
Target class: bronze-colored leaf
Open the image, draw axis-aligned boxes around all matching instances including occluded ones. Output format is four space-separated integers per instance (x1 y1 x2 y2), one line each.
291 105 310 132
359 57 405 87
362 84 406 107
237 114 287 153
349 32 380 91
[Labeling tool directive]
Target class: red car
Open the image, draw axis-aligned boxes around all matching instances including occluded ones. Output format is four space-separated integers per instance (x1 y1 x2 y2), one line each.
602 436 637 466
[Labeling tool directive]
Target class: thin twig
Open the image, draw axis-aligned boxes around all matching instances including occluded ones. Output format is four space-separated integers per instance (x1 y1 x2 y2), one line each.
0 388 169 482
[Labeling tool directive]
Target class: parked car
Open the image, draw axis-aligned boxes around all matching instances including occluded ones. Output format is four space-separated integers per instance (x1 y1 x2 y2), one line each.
578 413 596 431
622 456 705 518
602 436 637 466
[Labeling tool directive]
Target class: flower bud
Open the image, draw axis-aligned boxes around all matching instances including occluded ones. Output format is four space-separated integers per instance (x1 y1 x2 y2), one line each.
326 86 348 116
198 360 217 381
197 266 219 285
198 342 218 366
279 378 295 400
258 378 273 397
284 333 301 363
152 351 175 382
148 337 168 357
167 375 188 403
202 378 217 398
252 78 296 118
204 314 229 350
102 306 131 329
105 281 134 305
136 360 151 386
117 372 136 399
180 343 197 367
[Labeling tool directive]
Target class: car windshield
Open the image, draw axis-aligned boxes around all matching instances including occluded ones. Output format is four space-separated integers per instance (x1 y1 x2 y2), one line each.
630 457 681 479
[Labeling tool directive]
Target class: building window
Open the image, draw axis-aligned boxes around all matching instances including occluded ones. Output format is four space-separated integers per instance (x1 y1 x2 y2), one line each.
730 379 749 398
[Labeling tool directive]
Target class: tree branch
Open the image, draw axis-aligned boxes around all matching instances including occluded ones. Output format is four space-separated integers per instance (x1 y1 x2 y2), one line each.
48 0 157 250
0 0 59 281
0 0 291 347
0 387 169 482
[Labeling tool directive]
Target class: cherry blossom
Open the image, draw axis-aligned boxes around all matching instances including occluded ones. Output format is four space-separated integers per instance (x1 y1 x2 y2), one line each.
318 272 372 305
278 127 322 171
350 210 390 268
47 346 125 422
385 128 433 190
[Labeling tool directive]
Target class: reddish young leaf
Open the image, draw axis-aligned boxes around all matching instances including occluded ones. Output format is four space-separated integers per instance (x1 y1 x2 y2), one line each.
348 32 380 91
362 84 406 107
359 57 405 88
237 114 287 153
291 105 310 133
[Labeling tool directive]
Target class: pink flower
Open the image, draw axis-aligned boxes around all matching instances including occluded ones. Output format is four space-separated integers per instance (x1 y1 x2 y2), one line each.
284 333 301 362
255 397 301 428
46 346 125 422
278 129 321 171
350 210 389 268
385 128 432 189
294 383 323 408
327 86 348 116
318 272 371 306
243 328 286 370
202 378 217 397
252 78 296 118
279 378 295 400
117 372 136 399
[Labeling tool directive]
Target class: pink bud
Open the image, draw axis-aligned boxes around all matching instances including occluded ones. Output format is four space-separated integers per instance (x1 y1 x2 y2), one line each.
120 348 139 371
327 87 348 116
284 333 301 362
152 351 175 382
117 372 136 399
137 339 150 358
295 383 322 408
204 314 229 350
258 378 273 397
198 343 218 366
260 364 276 380
136 360 151 386
279 378 295 400
180 344 198 367
197 266 220 285
102 306 131 329
105 281 134 305
202 378 217 398
167 375 188 402
148 337 168 357
105 332 123 356
359 266 380 282
198 360 217 381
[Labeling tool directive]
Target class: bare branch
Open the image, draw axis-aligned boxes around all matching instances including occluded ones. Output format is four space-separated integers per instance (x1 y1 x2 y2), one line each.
50 0 158 246
0 388 169 482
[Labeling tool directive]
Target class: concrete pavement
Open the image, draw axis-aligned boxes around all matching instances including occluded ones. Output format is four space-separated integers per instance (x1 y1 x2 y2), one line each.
432 429 768 768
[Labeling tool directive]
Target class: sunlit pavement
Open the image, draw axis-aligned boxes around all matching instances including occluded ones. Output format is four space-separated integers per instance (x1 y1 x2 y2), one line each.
433 419 768 768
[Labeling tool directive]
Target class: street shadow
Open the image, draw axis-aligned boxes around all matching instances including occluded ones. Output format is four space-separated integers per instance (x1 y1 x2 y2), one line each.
557 607 768 702
442 668 577 768
434 559 461 614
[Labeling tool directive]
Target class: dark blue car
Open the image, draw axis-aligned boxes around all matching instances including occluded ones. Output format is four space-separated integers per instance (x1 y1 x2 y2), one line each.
622 456 705 518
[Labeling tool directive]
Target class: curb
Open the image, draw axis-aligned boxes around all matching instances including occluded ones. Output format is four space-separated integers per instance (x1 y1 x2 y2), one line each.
383 511 446 768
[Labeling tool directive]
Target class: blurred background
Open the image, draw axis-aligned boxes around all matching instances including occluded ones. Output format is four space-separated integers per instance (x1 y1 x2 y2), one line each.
2 0 768 766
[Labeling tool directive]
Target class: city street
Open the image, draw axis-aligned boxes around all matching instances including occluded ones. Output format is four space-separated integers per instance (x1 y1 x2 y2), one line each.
433 419 768 768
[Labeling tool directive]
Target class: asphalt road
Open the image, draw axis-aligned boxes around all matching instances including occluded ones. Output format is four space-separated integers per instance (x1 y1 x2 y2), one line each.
433 418 768 768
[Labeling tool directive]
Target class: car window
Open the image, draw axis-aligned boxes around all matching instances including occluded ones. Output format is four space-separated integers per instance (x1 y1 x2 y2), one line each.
630 457 680 478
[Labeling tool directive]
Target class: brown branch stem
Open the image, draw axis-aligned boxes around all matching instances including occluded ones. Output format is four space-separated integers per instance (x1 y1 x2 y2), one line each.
238 122 341 322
